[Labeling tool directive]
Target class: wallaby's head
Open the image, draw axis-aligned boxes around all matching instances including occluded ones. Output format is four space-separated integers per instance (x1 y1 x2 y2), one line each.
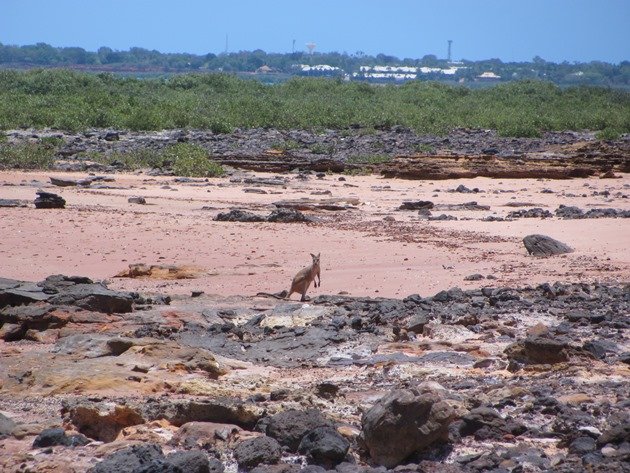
310 253 321 266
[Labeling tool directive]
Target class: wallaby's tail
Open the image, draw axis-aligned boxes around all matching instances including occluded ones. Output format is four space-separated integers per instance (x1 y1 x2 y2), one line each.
256 290 289 300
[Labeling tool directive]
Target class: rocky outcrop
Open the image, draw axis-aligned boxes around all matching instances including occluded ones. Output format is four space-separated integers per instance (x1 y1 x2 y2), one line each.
360 389 456 467
523 234 574 257
8 127 629 178
1 277 629 472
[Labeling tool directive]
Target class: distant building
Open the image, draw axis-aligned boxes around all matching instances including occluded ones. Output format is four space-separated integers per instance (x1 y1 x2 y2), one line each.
476 71 501 81
256 65 274 74
354 65 465 83
295 64 342 77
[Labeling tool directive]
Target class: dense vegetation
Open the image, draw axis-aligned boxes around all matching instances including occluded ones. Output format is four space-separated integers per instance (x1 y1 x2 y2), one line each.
2 42 629 87
0 69 628 138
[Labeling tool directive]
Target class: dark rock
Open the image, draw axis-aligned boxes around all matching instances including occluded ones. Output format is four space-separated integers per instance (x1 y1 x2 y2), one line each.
249 465 301 473
214 209 266 222
569 436 597 455
436 201 489 211
50 177 79 187
407 313 429 333
139 398 262 429
128 196 147 204
428 214 457 221
583 340 618 359
89 443 165 473
315 382 340 400
103 131 120 141
597 420 630 446
523 234 573 257
0 278 51 308
34 191 66 209
263 409 334 451
298 426 350 468
32 427 89 448
457 407 526 441
53 334 135 358
47 282 133 313
464 273 485 281
505 336 569 365
133 462 182 473
233 435 282 469
266 208 312 223
166 450 211 473
555 205 584 219
361 389 456 468
33 428 70 448
0 199 27 207
432 287 466 303
207 458 225 473
453 185 476 193
399 201 434 211
567 310 605 323
507 207 553 219
0 413 16 438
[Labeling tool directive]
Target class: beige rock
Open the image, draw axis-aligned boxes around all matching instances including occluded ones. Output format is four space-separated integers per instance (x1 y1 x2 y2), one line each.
170 421 243 447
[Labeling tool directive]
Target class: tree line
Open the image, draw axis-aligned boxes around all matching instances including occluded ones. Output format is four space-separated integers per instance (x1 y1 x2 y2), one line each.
1 42 629 87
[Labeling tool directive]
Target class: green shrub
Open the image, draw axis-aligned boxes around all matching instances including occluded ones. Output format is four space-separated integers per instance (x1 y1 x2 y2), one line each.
39 136 65 147
162 143 224 177
0 142 56 170
0 70 628 137
87 148 164 170
414 143 435 154
270 139 300 152
208 120 233 134
595 128 622 140
347 154 391 164
310 143 335 155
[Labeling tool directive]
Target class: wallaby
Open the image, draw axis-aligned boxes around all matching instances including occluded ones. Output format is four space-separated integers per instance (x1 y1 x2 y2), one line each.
257 253 321 302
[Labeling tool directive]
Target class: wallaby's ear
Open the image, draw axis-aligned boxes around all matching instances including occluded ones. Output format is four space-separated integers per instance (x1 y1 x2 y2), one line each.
310 253 316 259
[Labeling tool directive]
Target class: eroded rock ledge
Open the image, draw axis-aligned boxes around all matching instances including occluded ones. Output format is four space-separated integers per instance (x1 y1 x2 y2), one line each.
6 127 630 179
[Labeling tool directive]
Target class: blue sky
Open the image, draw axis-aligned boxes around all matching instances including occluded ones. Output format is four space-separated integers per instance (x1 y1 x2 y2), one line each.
2 0 629 63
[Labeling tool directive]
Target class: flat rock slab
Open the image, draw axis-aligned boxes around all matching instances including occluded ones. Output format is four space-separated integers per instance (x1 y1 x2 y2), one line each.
523 234 573 257
0 199 27 207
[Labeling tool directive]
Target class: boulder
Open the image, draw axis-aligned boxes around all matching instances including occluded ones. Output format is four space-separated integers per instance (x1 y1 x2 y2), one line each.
63 402 145 442
523 234 573 257
166 450 212 473
48 283 134 313
505 335 570 365
361 389 456 467
266 208 312 223
89 443 165 473
0 413 16 438
170 421 242 448
263 409 334 451
233 435 282 469
32 427 89 448
214 209 266 222
34 190 66 209
298 426 349 468
399 201 434 211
